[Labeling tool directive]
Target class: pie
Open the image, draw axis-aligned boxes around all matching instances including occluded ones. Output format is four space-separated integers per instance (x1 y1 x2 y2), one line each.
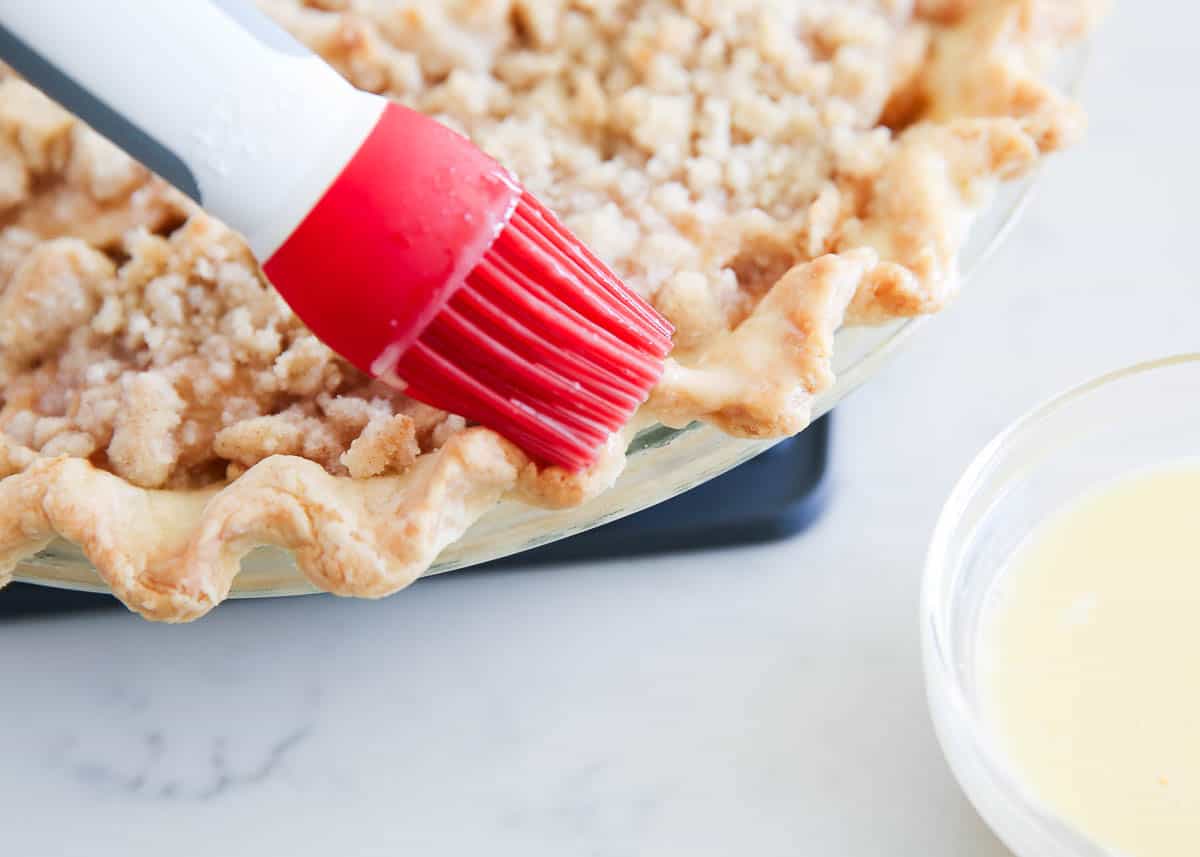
0 0 1100 620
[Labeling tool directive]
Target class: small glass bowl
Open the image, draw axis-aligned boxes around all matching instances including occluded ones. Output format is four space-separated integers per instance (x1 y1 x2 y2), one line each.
922 354 1200 857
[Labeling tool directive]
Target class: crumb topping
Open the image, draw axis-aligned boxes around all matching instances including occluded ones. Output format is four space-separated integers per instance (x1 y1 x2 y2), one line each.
0 206 454 488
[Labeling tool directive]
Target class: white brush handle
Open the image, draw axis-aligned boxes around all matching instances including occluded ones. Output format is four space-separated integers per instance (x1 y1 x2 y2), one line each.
0 0 384 258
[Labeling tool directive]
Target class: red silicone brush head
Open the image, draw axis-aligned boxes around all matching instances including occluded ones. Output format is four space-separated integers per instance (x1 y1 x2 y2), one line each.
396 190 674 471
263 102 673 471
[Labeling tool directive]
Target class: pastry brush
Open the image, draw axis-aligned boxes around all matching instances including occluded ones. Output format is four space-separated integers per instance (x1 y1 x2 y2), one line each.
0 1 673 471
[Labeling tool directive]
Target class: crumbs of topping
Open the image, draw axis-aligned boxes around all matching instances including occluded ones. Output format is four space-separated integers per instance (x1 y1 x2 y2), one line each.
0 201 461 488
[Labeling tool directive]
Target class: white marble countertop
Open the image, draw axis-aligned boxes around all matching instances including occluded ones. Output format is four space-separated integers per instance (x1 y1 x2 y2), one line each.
0 6 1191 855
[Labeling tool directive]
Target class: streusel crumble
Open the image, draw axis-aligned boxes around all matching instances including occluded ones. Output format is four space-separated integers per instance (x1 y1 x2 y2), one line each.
0 0 1099 619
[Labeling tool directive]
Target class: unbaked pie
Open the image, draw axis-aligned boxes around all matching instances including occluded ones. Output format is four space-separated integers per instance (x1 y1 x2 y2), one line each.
0 0 1099 619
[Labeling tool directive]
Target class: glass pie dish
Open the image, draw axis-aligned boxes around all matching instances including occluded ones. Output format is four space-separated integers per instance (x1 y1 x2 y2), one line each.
12 44 1088 598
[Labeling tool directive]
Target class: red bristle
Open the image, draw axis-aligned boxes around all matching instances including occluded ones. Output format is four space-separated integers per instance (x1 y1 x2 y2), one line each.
510 195 674 348
492 218 668 358
511 193 673 343
421 308 623 435
466 254 662 389
400 342 599 470
392 190 672 471
449 283 647 409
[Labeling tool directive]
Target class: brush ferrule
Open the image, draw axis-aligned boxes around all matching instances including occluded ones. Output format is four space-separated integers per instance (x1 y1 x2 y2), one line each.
263 102 522 377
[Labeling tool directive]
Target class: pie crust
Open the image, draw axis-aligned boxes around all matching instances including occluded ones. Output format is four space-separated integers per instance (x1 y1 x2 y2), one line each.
0 0 1100 619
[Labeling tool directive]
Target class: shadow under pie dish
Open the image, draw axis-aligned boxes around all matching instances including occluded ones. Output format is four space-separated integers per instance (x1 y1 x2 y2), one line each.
0 0 1099 620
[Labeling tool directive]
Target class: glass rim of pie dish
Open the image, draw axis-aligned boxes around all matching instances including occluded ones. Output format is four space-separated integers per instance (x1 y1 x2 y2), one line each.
13 42 1090 598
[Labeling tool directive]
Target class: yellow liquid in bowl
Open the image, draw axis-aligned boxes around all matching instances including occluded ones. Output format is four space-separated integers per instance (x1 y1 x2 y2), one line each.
980 463 1200 857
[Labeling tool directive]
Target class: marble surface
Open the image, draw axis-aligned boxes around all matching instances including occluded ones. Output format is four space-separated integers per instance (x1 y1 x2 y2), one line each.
0 6 1192 855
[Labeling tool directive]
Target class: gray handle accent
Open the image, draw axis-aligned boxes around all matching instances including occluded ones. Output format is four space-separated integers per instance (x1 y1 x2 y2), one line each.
0 21 202 202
